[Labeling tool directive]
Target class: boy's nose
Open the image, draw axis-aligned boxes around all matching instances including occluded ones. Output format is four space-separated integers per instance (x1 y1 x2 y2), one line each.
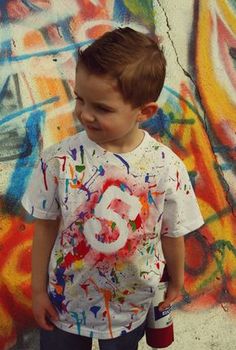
80 109 96 122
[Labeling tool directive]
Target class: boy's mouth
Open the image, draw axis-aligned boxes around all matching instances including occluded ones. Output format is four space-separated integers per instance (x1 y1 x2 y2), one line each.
86 124 101 131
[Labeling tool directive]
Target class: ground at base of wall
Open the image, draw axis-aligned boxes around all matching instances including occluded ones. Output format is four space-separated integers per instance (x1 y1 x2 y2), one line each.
11 305 236 350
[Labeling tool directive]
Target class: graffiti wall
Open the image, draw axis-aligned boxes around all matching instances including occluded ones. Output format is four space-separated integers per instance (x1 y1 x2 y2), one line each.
0 0 235 349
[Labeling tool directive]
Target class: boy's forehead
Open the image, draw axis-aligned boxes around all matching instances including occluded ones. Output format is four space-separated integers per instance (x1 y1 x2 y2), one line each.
76 65 118 88
75 64 119 92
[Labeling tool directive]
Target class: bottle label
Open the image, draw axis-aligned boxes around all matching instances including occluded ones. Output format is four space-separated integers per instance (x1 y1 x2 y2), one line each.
154 305 172 321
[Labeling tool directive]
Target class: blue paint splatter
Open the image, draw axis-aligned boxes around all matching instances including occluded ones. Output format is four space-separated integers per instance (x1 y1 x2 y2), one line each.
80 145 84 163
98 165 105 176
70 311 86 335
145 173 150 183
90 305 101 318
42 199 46 209
114 154 130 174
148 190 157 208
69 148 77 160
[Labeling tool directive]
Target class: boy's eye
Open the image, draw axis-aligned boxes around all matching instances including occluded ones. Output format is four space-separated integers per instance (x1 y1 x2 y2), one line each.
96 106 111 113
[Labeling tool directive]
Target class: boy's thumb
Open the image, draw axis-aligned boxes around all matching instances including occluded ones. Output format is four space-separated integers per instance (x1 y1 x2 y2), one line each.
158 300 171 312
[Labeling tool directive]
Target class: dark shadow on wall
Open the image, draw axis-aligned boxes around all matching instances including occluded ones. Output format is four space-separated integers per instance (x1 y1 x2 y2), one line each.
10 330 39 350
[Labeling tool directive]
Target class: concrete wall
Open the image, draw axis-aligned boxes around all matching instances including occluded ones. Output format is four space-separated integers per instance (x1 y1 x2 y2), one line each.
0 1 235 349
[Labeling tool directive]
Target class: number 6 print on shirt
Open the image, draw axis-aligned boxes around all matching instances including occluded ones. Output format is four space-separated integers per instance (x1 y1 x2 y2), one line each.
84 185 142 254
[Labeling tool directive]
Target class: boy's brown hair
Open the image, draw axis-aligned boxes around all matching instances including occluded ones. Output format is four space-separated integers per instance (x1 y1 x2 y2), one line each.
77 27 166 107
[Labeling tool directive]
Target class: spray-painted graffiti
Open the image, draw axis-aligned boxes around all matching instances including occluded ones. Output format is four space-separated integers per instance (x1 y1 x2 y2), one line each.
189 0 236 307
0 0 235 349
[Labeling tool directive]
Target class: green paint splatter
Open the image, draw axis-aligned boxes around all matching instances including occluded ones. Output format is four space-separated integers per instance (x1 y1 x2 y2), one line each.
75 165 85 173
123 0 155 29
57 256 63 265
129 220 136 231
76 221 83 233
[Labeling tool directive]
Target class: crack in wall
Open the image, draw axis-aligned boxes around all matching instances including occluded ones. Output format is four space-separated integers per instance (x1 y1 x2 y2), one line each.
155 0 235 216
156 0 194 83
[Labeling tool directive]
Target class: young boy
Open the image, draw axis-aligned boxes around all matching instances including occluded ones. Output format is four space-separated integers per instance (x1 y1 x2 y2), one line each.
22 27 204 350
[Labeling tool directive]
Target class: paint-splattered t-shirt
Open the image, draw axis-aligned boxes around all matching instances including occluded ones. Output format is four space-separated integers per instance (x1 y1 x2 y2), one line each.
22 130 204 339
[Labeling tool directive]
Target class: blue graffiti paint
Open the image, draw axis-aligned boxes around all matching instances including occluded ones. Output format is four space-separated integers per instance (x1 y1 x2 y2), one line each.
213 145 236 153
113 0 132 23
5 109 45 212
0 40 92 64
56 18 75 43
141 107 187 151
0 76 10 102
21 0 43 11
0 96 58 126
164 85 202 120
141 109 171 136
0 3 13 58
215 162 235 171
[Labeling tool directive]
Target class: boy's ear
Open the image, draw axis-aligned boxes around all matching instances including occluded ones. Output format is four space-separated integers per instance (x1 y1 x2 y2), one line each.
138 102 158 122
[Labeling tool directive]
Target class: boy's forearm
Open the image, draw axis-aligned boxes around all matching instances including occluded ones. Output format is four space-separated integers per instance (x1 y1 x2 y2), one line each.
32 219 59 294
161 235 185 288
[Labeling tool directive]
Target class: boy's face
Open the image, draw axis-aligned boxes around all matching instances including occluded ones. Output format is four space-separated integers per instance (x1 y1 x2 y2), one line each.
74 65 144 153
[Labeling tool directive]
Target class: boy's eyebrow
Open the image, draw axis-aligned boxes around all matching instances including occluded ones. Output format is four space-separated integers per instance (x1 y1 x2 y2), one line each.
73 91 116 111
93 102 116 111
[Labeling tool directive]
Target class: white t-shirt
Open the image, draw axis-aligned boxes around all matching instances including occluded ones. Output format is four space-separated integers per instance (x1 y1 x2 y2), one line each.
22 130 204 339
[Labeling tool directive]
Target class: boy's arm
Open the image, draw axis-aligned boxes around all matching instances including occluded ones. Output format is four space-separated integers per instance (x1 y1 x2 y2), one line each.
159 235 185 311
32 218 59 330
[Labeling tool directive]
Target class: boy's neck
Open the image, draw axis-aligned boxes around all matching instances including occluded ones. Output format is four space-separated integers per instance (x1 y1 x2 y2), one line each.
95 128 145 154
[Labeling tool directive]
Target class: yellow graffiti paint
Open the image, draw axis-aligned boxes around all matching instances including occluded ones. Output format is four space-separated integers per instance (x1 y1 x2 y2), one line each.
0 305 14 337
196 0 236 158
1 240 32 309
0 215 12 240
217 0 236 33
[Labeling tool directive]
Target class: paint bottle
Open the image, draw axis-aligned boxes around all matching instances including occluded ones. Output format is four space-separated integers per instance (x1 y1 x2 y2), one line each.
145 267 174 348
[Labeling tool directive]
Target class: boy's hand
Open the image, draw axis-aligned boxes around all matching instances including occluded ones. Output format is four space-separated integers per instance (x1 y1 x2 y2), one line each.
158 280 181 312
32 292 59 331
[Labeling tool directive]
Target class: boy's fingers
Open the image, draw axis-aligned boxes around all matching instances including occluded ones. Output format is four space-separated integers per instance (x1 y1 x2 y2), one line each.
158 293 177 311
46 303 59 321
158 301 171 311
158 289 180 311
35 312 54 331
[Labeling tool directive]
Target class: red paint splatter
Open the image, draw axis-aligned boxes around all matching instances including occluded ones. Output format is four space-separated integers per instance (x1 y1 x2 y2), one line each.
56 156 67 171
54 176 58 185
80 283 90 296
176 170 180 191
74 239 90 259
134 214 142 230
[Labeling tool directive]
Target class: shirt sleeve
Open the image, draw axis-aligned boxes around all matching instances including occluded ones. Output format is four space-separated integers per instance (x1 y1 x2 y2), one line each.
160 157 204 238
21 150 60 220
